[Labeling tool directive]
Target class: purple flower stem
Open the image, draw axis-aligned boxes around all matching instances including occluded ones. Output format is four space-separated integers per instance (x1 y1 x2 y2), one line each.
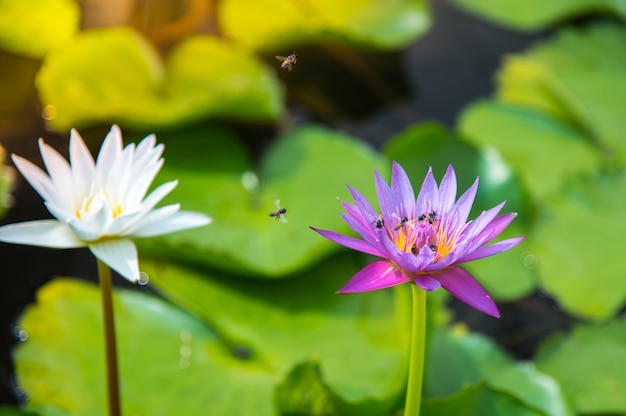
405 283 426 416
98 259 121 416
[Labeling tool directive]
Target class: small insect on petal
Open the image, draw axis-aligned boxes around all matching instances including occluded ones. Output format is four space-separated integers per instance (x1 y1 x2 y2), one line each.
269 199 288 223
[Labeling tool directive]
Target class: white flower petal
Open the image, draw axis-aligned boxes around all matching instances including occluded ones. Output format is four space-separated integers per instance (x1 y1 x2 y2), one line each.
38 139 74 203
141 180 178 213
67 218 101 242
132 210 211 238
96 125 123 175
11 154 58 203
0 220 85 248
69 128 95 192
89 239 140 282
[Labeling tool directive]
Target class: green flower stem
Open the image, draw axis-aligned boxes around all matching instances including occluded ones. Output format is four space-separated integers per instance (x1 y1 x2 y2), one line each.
97 259 121 416
404 283 426 416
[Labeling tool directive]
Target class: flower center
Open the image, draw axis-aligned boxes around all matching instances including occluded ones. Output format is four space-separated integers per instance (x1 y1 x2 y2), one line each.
377 210 458 263
75 190 124 220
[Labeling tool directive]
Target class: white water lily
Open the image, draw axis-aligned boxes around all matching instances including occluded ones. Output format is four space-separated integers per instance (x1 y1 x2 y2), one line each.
0 125 211 282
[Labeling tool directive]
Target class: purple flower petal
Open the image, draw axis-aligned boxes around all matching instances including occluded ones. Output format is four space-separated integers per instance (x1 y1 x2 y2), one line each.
339 212 382 249
391 162 416 218
416 167 438 213
463 201 506 241
374 169 396 220
337 260 411 293
469 213 517 247
438 165 457 215
457 236 525 263
310 227 384 257
347 185 378 221
413 273 441 291
451 177 478 224
434 266 500 318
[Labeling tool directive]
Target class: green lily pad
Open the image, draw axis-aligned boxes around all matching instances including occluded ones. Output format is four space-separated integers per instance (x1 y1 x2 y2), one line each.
14 252 411 415
14 278 277 416
0 0 79 58
274 358 341 415
142 254 411 415
535 318 626 414
448 0 626 31
458 101 602 201
217 0 431 50
424 326 574 416
35 27 283 131
384 122 535 301
422 383 545 416
0 407 40 416
496 24 626 162
527 172 626 321
138 123 388 278
0 146 15 219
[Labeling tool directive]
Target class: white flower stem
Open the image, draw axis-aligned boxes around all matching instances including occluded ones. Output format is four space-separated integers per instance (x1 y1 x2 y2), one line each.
404 284 426 416
97 259 121 416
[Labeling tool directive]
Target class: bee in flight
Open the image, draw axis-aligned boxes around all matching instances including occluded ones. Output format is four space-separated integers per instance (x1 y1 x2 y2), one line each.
276 52 297 71
269 200 288 223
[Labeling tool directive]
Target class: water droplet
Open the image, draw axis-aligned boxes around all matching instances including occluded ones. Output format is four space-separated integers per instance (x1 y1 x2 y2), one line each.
138 272 149 286
42 104 57 121
179 357 190 369
180 330 192 343
13 326 28 342
241 171 260 193
521 251 538 269
180 345 192 359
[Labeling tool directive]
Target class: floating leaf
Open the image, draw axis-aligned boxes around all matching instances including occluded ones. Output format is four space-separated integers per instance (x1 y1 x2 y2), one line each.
458 101 602 201
384 122 535 301
14 278 276 415
14 253 411 415
36 27 283 131
448 0 626 31
424 326 574 416
0 146 15 219
535 318 626 414
137 123 388 278
422 383 544 416
218 0 431 50
274 359 341 415
0 0 79 58
143 255 411 415
527 173 626 321
496 24 626 162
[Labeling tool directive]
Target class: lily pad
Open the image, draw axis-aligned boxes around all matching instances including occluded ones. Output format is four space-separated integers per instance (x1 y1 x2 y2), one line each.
458 101 602 201
0 146 15 219
14 252 411 415
448 0 626 32
0 0 79 58
35 27 284 131
422 383 544 416
14 278 276 416
137 123 388 278
424 326 574 416
535 318 626 414
384 122 535 301
142 254 411 414
496 24 626 162
527 172 626 321
217 0 431 50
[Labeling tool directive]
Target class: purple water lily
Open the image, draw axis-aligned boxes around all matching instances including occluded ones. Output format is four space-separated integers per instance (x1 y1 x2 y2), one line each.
312 162 524 318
